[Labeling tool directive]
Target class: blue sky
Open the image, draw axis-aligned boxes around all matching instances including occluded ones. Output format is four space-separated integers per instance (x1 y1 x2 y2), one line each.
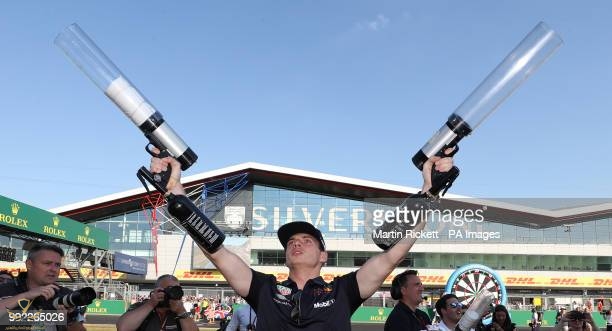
1 1 611 209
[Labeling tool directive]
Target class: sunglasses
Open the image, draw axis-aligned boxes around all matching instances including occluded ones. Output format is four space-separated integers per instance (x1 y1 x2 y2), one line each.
447 302 463 309
291 290 302 323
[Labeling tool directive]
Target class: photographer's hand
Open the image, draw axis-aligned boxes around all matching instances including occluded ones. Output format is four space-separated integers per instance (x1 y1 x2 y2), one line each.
27 284 60 301
170 299 198 331
146 288 165 309
117 289 166 331
0 284 59 311
169 299 186 314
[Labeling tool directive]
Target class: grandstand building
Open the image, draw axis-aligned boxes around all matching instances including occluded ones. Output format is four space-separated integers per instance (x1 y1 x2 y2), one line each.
2 162 612 311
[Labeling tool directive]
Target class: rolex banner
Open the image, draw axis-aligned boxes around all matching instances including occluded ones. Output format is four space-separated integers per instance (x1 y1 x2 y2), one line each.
86 299 126 315
0 195 109 250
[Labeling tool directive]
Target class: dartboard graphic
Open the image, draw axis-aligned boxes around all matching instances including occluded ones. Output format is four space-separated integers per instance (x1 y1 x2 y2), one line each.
445 264 507 324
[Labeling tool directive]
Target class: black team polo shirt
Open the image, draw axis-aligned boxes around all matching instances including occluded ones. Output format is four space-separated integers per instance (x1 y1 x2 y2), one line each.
384 300 432 331
246 269 365 330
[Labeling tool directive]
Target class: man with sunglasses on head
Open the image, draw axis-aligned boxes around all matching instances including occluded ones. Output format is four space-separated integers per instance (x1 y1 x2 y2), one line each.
434 294 463 331
384 270 431 331
150 149 454 330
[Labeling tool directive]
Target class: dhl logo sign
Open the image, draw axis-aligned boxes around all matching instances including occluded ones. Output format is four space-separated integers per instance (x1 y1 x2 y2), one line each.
504 276 612 288
58 269 125 280
178 271 225 281
593 279 612 286
175 270 449 285
550 278 580 285
419 276 448 285
175 270 612 289
505 277 537 285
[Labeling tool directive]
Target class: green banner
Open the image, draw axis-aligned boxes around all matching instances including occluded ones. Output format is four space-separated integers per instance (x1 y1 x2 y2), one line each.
349 308 607 327
86 299 126 315
0 195 109 250
350 307 393 323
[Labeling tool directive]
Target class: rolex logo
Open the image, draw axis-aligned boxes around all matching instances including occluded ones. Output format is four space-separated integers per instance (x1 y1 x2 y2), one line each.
95 300 101 307
378 308 384 315
84 226 90 236
11 202 20 215
53 216 60 227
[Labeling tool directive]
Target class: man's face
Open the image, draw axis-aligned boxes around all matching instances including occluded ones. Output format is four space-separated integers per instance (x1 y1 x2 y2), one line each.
401 274 424 306
25 250 62 286
285 233 327 269
154 277 181 309
442 297 463 323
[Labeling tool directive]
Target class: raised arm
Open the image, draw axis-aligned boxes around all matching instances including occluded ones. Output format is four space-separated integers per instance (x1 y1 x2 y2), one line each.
204 247 252 297
151 155 252 297
356 153 453 299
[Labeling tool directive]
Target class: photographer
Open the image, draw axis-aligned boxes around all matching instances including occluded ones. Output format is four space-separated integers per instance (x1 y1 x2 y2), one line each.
0 243 83 331
116 274 197 331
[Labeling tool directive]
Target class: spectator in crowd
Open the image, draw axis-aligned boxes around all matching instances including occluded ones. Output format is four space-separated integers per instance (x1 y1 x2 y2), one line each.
226 304 257 331
485 305 517 331
384 270 432 331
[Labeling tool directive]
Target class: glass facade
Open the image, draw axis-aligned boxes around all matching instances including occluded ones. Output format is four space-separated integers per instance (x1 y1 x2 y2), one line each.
3 182 609 266
252 185 612 245
0 236 27 262
88 209 184 261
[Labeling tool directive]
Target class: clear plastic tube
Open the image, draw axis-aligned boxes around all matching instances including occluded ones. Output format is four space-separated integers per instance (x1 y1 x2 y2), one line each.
55 23 121 91
55 23 197 170
453 22 563 130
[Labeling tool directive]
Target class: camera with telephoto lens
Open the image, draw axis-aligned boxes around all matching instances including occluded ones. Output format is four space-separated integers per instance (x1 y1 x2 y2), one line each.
52 287 96 309
157 285 184 308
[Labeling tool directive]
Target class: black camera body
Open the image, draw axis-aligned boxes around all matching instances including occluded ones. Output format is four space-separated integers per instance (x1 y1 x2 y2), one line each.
157 285 184 308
